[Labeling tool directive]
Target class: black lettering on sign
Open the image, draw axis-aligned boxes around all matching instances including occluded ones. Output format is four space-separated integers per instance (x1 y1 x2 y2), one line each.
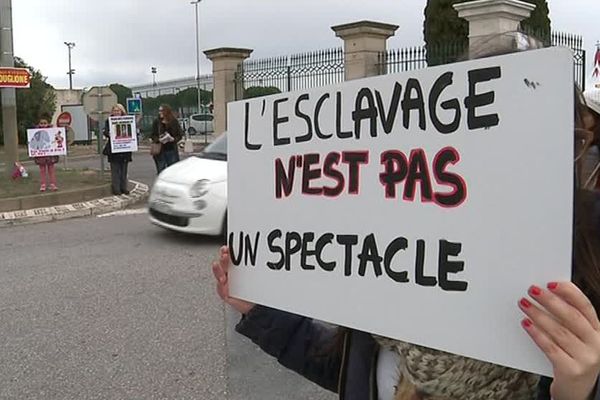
228 231 260 266
273 98 290 146
267 229 284 270
316 233 336 271
402 78 426 131
300 232 316 270
429 72 461 134
358 234 383 277
403 149 433 202
352 88 378 138
301 153 323 196
465 67 501 130
314 93 332 139
336 91 353 139
336 234 358 276
379 150 409 199
384 237 409 283
285 231 303 271
415 239 437 286
295 93 313 143
375 82 402 134
244 102 261 150
342 151 369 195
433 147 467 207
438 240 468 291
274 156 296 199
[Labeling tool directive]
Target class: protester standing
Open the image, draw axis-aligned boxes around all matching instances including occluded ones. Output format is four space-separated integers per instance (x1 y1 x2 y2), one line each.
151 104 182 174
33 115 59 192
103 104 132 195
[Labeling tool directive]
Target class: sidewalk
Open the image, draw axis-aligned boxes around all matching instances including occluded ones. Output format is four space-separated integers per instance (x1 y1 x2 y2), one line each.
0 180 149 228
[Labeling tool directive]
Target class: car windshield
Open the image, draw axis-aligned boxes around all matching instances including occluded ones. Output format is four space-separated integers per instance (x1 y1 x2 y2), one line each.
199 134 227 161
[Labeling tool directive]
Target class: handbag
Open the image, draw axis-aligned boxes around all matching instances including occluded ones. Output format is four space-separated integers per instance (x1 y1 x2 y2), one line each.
150 142 162 156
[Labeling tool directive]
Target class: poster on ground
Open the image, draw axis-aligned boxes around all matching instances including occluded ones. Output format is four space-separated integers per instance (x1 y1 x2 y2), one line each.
27 127 67 157
109 115 138 153
226 47 575 377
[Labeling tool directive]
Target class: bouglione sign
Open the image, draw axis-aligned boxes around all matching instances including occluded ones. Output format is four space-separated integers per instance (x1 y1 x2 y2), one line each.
227 47 574 377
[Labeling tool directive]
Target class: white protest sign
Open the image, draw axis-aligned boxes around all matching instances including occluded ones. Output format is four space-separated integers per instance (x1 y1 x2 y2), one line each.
27 127 67 157
109 115 138 153
227 47 574 376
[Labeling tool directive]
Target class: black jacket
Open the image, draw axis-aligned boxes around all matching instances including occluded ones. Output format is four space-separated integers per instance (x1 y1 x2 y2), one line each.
102 120 132 163
236 304 600 400
151 118 182 153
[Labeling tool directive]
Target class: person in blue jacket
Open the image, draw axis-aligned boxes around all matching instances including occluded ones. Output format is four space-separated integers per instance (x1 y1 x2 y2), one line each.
212 34 600 400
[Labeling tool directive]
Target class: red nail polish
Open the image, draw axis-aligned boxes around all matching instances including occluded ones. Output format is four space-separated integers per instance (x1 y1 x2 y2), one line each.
529 285 542 296
547 282 559 291
520 298 531 308
522 319 533 329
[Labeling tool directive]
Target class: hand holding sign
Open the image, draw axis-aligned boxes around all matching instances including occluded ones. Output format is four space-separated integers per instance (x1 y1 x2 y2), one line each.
213 246 255 315
519 282 600 400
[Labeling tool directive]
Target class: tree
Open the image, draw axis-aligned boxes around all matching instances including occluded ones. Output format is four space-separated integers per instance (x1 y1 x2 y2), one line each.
109 83 133 107
0 57 56 145
244 86 281 99
423 0 551 65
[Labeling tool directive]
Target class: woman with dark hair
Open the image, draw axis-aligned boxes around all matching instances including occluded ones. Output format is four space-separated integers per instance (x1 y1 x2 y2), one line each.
151 104 182 174
211 33 600 400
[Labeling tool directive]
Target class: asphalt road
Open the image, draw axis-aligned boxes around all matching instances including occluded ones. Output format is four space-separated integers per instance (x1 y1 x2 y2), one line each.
0 152 335 400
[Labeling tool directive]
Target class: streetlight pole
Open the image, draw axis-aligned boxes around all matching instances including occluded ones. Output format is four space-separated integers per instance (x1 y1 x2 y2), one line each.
191 0 202 115
151 66 157 87
64 42 75 90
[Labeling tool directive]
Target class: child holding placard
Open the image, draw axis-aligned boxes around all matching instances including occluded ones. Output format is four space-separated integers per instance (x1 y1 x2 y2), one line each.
33 114 59 192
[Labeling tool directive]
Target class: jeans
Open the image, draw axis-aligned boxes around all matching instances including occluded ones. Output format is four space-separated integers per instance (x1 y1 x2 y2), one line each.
110 161 129 194
155 149 180 174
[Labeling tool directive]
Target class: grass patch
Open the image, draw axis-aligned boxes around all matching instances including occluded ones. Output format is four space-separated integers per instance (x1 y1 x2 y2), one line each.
0 168 109 199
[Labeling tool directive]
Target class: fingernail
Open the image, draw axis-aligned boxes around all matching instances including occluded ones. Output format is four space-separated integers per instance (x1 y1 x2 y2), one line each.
522 319 533 329
529 285 542 297
547 282 559 291
519 298 531 308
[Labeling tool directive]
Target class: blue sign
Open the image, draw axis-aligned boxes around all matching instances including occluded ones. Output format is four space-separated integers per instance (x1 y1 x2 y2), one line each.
126 97 143 114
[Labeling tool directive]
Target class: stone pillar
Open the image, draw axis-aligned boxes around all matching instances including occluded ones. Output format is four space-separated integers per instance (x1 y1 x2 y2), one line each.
454 0 535 54
204 47 253 136
331 21 399 81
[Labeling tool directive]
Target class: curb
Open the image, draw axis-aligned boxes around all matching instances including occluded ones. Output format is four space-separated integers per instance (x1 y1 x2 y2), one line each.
0 180 149 228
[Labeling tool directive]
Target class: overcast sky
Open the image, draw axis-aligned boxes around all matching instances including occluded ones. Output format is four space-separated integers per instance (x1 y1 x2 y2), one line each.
11 0 600 89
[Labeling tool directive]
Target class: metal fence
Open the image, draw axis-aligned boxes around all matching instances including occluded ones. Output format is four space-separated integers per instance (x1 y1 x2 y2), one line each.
235 47 344 99
379 31 587 91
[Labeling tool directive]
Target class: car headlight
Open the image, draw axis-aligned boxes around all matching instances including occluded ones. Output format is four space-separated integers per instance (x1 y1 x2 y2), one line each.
190 179 210 198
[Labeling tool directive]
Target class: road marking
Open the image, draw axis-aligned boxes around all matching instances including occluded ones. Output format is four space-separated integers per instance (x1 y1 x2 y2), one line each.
97 208 148 218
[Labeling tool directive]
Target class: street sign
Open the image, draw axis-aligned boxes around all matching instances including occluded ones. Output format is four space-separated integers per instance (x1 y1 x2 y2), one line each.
126 97 143 114
0 67 32 88
56 112 72 127
82 86 117 122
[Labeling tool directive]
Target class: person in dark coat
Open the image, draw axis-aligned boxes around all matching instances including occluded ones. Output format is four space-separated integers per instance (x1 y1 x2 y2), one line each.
150 104 182 174
103 104 132 195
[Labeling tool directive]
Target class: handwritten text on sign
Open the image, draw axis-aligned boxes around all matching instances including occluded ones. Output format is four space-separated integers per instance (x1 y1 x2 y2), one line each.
227 48 574 376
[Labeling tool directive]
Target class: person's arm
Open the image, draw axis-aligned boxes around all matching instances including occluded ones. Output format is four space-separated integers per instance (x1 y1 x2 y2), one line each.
103 120 110 139
170 119 183 143
150 119 160 143
212 246 342 393
235 305 342 393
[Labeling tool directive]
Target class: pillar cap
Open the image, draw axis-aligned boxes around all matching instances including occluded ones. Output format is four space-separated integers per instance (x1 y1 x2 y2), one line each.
204 47 253 60
331 20 399 39
454 0 535 21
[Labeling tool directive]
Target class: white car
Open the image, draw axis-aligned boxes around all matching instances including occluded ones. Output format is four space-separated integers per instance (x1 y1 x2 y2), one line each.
187 113 214 135
149 133 227 235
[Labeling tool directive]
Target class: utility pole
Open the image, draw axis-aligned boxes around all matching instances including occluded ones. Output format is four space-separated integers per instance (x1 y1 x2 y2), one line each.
64 42 75 90
0 0 18 177
151 66 157 87
191 0 202 114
